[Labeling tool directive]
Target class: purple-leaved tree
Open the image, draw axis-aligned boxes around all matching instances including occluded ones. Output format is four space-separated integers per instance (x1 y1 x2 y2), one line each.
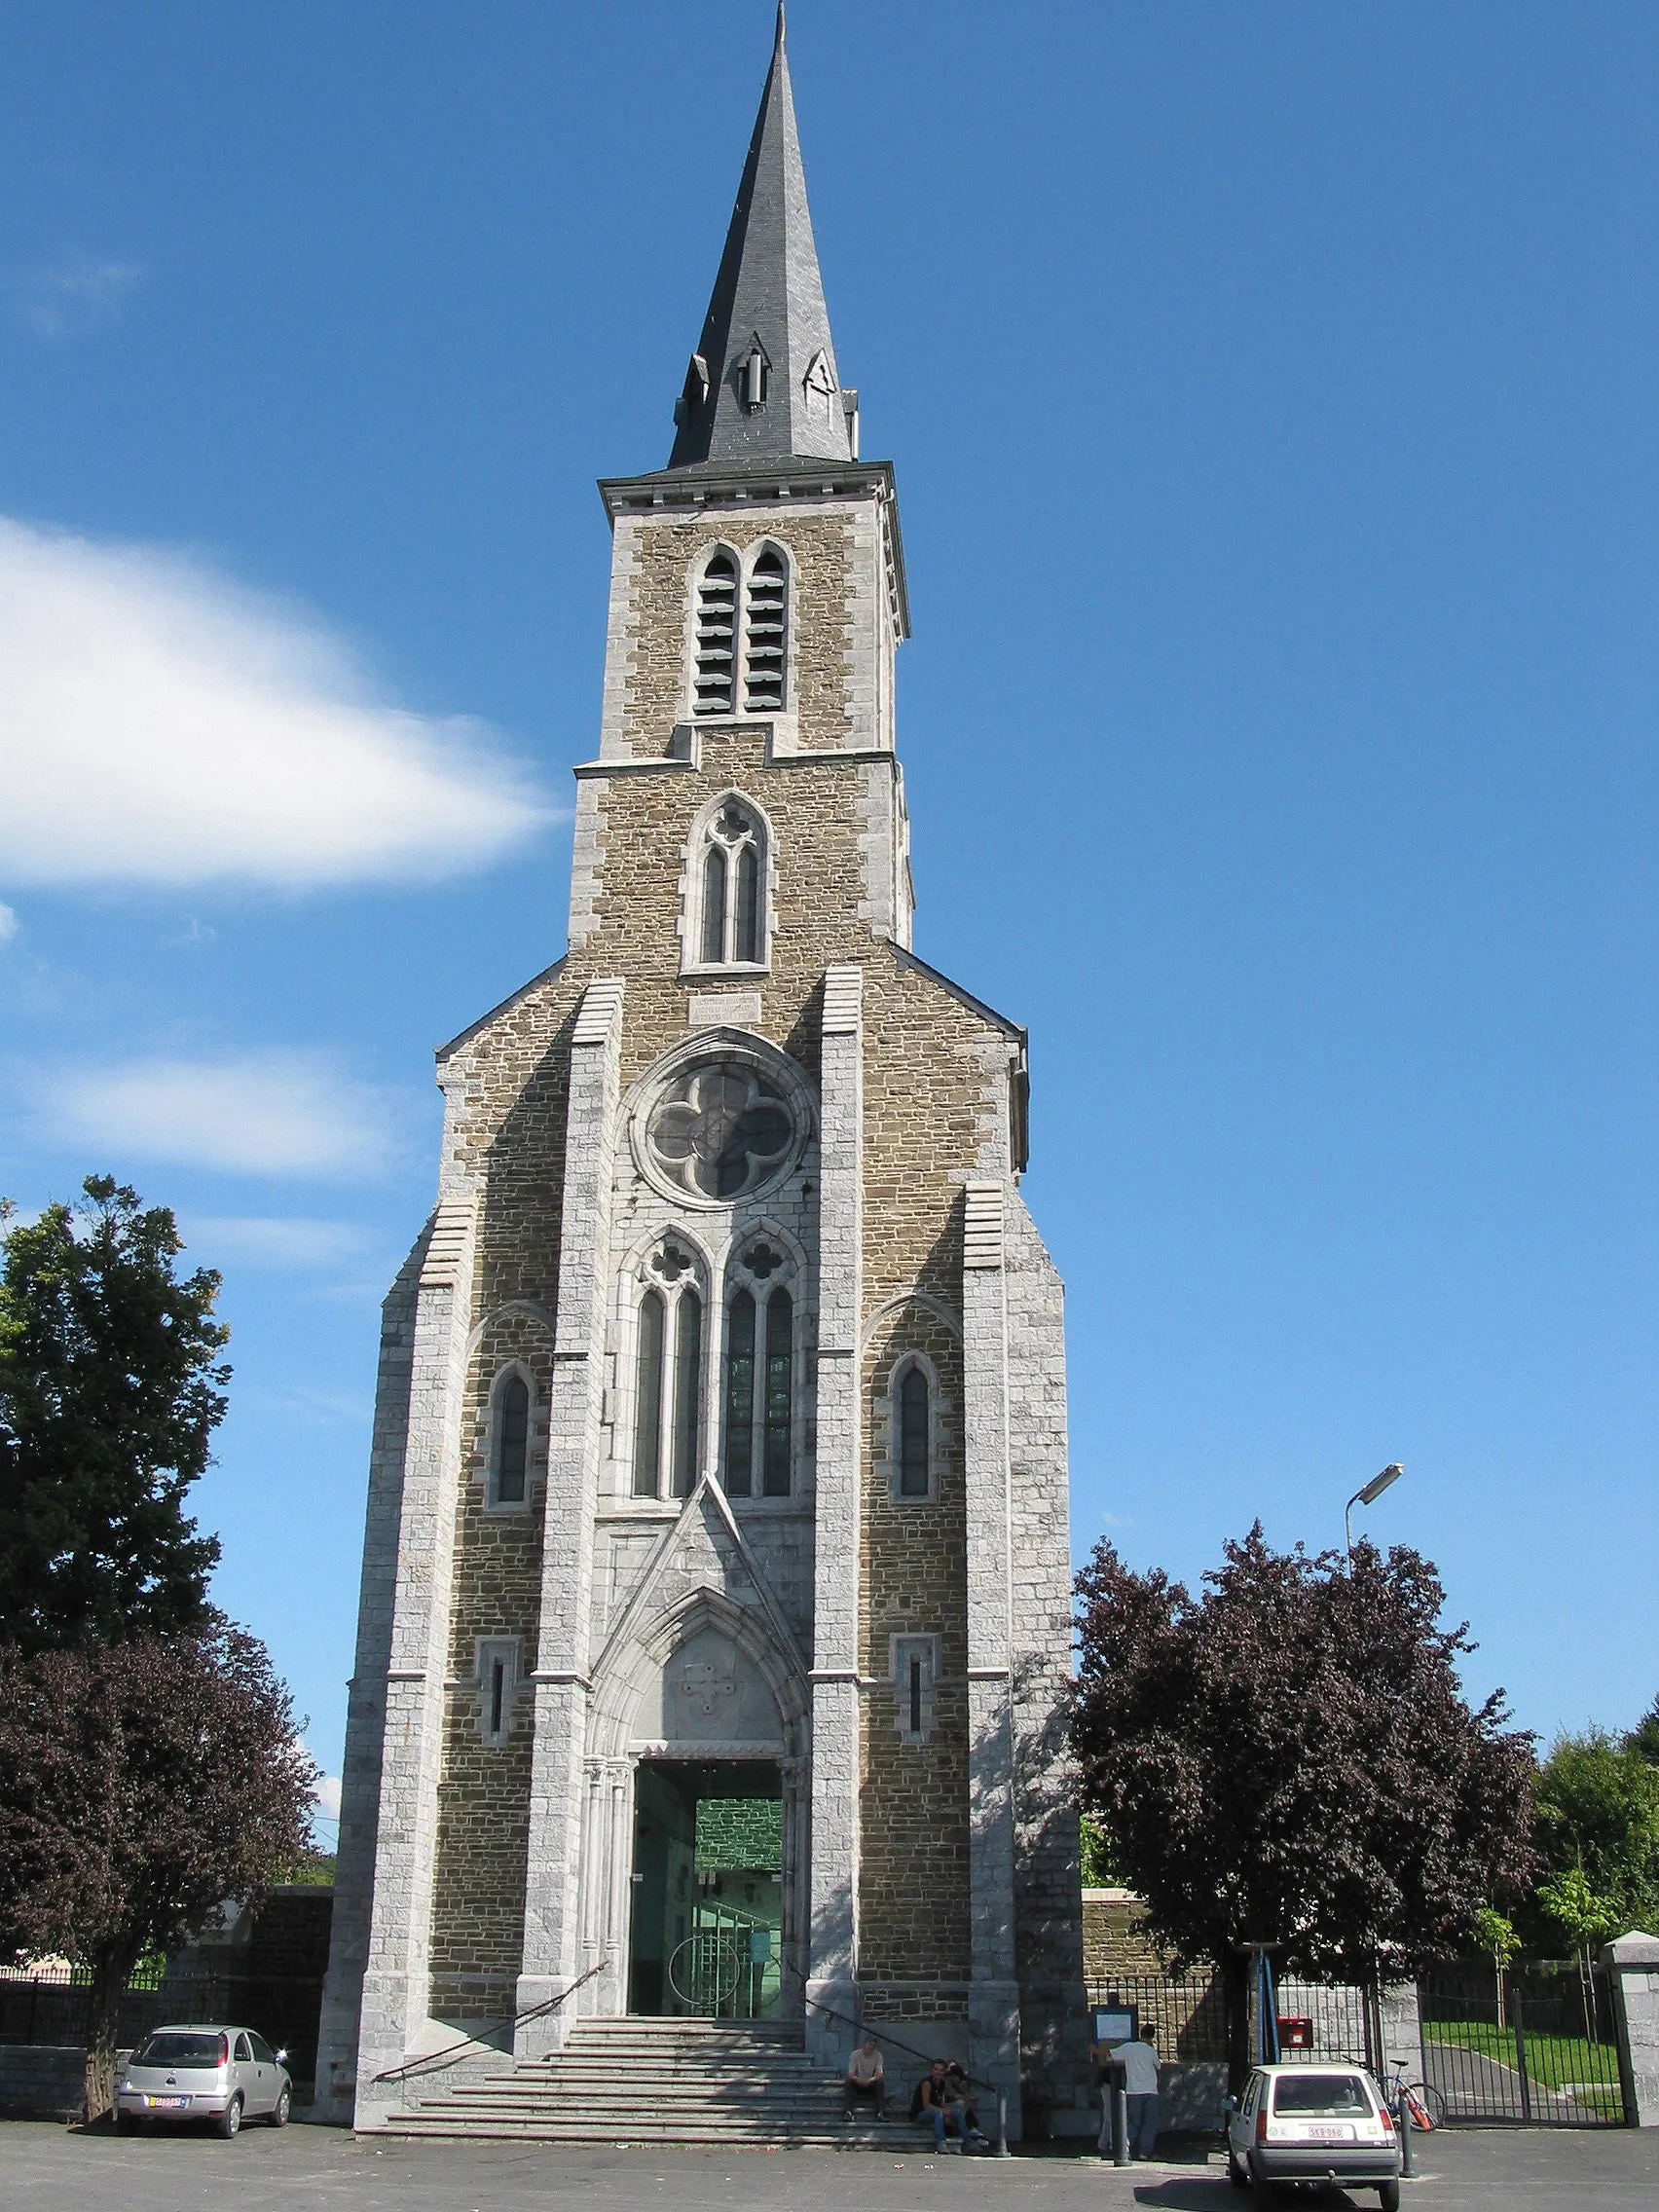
0 1622 317 2120
1072 1525 1537 2088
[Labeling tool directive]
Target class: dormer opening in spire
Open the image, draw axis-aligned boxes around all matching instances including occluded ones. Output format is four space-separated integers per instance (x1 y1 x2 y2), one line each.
740 336 771 412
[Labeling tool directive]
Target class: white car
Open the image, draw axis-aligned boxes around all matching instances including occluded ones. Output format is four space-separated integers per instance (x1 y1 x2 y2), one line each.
115 2024 292 2138
1223 2064 1401 2207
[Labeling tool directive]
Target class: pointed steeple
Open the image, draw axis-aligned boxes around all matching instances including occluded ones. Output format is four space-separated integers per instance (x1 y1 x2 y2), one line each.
668 6 857 469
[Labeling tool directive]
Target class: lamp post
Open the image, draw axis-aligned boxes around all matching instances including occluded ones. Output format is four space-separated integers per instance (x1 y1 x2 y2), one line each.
1346 1464 1404 1559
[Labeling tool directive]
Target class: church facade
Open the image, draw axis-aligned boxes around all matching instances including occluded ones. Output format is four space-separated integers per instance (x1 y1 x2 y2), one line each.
317 14 1090 2138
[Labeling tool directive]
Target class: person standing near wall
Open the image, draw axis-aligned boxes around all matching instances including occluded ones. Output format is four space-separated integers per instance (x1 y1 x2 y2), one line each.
1111 2029 1161 2159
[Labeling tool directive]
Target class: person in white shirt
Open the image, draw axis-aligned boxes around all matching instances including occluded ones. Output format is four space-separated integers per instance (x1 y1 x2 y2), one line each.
843 2036 886 2120
1110 2030 1161 2158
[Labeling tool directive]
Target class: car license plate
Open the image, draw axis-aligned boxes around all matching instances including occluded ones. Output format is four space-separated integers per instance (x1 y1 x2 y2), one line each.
148 2095 190 2110
1306 2123 1354 2141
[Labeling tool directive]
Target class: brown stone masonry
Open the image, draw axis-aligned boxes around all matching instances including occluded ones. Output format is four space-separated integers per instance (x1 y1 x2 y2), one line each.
417 493 1022 2025
612 512 861 759
859 1301 971 1985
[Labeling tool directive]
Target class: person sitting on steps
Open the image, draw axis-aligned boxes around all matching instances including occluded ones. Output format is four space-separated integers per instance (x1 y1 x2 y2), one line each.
910 2060 969 2152
843 2036 886 2121
942 2059 991 2149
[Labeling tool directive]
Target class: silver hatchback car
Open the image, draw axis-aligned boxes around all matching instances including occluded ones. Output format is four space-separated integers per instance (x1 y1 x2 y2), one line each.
116 2023 292 2137
1224 2064 1401 2207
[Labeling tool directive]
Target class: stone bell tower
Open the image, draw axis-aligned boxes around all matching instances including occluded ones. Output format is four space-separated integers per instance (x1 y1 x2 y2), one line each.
316 6 1092 2139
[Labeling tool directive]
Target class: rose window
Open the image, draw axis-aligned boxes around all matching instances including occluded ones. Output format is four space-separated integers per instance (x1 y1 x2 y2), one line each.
645 1063 796 1200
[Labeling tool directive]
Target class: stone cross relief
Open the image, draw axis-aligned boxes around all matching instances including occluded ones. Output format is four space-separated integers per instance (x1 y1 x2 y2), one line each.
681 1654 736 1720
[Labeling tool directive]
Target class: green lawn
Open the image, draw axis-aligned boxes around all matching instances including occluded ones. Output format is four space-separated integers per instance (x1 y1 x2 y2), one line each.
1422 2020 1625 2119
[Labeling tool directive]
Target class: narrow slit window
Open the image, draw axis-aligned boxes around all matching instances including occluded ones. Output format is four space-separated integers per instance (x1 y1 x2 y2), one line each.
761 1286 793 1495
490 1658 506 1738
894 1636 936 1744
734 842 759 963
898 1366 930 1498
745 547 787 713
496 1374 529 1505
723 1289 756 1497
694 552 737 716
634 1290 665 1498
672 1289 702 1497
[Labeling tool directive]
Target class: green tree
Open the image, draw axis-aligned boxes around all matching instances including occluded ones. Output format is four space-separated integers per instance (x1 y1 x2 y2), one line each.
1471 1903 1521 2027
1530 1729 1659 1940
1080 1814 1117 1889
0 1621 316 2120
1626 1695 1659 1769
0 1177 229 1651
1072 1526 1537 2088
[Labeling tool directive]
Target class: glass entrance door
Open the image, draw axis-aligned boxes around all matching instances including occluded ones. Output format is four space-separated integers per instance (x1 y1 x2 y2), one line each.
628 1757 783 2017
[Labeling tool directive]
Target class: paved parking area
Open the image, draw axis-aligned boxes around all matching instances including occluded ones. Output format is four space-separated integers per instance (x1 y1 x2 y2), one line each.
3 2120 1657 2210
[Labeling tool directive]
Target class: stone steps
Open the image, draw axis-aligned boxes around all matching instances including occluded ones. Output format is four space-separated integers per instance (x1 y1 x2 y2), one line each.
372 2016 910 2149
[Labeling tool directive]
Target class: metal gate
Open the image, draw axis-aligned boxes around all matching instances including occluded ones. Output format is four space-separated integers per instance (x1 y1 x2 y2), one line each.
1419 1962 1628 2125
666 1900 778 2018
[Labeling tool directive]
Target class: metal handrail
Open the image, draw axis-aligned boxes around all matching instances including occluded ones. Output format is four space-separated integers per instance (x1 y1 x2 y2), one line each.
372 1953 613 2084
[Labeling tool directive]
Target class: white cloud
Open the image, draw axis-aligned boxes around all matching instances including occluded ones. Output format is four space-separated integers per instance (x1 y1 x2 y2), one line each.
313 1774 343 1825
35 1050 401 1179
0 903 16 945
0 517 556 889
24 258 145 341
186 1215 371 1269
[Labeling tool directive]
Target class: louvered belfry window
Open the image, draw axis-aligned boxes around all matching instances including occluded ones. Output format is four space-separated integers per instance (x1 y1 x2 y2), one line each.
744 546 787 712
694 551 738 716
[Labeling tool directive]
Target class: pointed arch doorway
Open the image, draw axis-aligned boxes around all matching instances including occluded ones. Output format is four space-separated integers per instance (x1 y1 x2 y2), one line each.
581 1565 811 2024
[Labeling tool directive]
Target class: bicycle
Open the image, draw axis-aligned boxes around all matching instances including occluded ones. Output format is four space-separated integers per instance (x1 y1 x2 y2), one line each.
1383 2055 1446 2131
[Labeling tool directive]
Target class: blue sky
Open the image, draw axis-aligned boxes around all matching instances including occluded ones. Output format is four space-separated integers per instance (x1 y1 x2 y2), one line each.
1 3 1654 1827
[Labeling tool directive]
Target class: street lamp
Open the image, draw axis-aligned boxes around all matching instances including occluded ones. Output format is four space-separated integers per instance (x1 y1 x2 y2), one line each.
1346 1463 1404 1559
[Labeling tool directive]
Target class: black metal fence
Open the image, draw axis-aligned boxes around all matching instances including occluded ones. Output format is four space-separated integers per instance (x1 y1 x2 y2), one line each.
1419 1962 1627 2126
1086 1973 1229 2062
0 1970 328 2089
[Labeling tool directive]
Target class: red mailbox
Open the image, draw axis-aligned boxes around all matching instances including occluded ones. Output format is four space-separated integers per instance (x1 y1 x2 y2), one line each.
1277 2016 1313 2051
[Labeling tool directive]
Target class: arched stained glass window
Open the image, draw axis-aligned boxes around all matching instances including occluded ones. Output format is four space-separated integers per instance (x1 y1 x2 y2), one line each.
672 1290 702 1497
734 842 759 964
702 844 728 964
723 1289 756 1497
694 551 738 716
495 1373 530 1505
691 797 766 971
761 1287 793 1495
633 1290 665 1498
898 1365 930 1498
719 1249 794 1502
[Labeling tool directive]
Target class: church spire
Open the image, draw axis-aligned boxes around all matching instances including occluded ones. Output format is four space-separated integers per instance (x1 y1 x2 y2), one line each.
667 5 857 469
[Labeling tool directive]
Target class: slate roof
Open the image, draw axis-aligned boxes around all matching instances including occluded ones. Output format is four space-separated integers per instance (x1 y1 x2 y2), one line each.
666 5 855 471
